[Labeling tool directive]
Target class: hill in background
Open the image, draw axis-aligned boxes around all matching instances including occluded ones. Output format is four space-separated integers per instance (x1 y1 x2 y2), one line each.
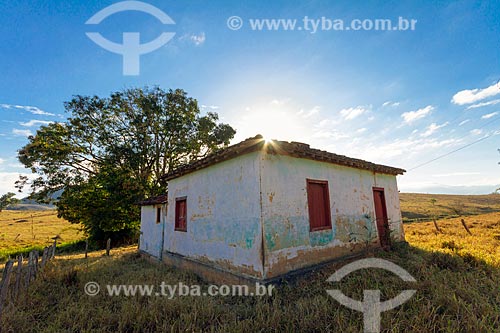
5 190 61 211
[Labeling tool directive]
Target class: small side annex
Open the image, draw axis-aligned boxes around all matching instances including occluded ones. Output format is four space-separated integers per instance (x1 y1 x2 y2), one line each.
139 135 405 282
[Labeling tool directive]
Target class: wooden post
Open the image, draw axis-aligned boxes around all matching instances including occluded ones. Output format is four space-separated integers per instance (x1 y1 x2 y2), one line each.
0 260 14 316
433 218 442 233
14 255 23 299
51 239 57 259
106 238 111 256
461 219 472 235
25 252 33 287
32 251 39 279
41 247 48 268
85 239 89 259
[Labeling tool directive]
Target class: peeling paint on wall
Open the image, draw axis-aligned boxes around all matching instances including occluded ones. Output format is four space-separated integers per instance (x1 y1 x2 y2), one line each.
261 154 403 278
140 149 404 281
163 152 264 277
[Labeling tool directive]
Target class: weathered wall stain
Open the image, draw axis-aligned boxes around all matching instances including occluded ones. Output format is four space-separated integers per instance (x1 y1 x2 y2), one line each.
141 149 404 281
164 152 264 277
261 154 403 279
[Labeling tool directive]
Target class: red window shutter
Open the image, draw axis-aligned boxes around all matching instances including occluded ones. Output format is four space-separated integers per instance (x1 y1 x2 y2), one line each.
175 198 187 231
307 180 332 231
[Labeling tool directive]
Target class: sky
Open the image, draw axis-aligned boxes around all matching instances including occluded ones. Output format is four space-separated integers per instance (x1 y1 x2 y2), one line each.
1 0 500 196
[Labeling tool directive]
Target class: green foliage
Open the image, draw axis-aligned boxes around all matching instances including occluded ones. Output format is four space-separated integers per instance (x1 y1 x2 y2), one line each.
16 87 235 241
0 192 19 211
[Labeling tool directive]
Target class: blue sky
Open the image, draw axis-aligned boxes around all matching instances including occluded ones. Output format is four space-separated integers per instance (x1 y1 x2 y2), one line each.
1 0 500 195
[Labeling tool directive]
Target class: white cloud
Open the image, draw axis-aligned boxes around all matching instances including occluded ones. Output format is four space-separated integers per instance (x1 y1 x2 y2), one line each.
458 119 470 126
192 32 206 45
0 172 36 197
420 122 449 137
382 101 400 107
451 82 500 105
316 118 340 129
297 106 320 119
356 128 367 134
466 99 500 109
1 103 55 116
352 136 461 162
401 105 434 124
312 130 349 140
470 129 483 136
340 106 369 120
200 105 219 110
19 119 53 127
481 112 498 119
181 32 206 46
269 98 291 106
432 172 481 177
12 128 33 137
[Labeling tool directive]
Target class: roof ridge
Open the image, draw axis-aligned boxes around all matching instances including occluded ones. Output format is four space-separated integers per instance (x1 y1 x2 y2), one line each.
163 134 405 180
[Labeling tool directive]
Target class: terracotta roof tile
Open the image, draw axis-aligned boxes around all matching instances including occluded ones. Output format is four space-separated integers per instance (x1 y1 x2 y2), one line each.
163 134 405 180
139 194 168 206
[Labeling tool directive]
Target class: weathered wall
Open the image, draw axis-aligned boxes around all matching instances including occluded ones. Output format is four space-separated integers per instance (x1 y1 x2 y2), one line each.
164 152 264 279
373 174 405 240
260 153 403 278
139 204 166 258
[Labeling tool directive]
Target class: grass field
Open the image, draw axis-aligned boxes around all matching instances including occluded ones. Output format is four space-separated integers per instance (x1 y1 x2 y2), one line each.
0 210 83 261
399 192 500 222
405 211 500 267
0 195 499 332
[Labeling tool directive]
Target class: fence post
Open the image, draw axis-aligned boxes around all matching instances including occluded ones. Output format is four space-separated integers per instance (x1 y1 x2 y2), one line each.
51 239 57 259
85 239 89 259
14 255 23 300
33 251 39 279
0 260 14 316
41 247 48 268
106 238 111 256
433 218 442 233
24 252 31 289
461 219 472 235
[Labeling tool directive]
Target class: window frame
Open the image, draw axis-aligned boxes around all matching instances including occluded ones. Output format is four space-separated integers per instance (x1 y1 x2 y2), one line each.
306 179 332 232
174 196 187 232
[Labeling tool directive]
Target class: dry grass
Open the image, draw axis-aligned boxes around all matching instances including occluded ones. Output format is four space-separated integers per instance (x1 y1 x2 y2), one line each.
399 192 500 222
0 210 83 261
0 196 499 332
405 212 500 267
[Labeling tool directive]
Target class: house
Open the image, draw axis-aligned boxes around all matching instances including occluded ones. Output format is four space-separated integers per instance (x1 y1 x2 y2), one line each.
139 134 405 283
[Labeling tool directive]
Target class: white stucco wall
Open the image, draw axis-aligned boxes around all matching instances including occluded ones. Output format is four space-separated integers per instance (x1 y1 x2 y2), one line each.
164 152 264 278
139 204 166 258
144 148 404 280
259 153 403 278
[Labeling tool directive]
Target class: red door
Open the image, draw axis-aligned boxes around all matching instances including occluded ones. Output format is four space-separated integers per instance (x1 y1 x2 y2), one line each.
373 188 390 248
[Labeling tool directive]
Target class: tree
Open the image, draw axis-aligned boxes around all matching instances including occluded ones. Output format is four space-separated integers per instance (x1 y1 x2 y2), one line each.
16 87 235 241
0 192 19 212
